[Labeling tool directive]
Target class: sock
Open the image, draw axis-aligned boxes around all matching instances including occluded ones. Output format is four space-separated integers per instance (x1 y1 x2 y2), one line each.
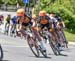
40 41 46 50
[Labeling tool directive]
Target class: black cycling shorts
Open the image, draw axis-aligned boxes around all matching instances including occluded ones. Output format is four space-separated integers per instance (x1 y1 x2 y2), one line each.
39 23 51 30
22 21 32 27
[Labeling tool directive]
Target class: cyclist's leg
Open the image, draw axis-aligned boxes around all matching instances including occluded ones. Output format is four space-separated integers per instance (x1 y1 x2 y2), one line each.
53 24 62 44
6 23 9 34
55 25 67 46
16 24 22 37
32 29 46 51
14 24 17 36
5 23 7 32
8 24 12 36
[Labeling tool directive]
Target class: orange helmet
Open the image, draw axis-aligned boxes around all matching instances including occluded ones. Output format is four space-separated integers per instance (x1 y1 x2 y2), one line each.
16 8 25 16
39 10 46 16
32 14 37 19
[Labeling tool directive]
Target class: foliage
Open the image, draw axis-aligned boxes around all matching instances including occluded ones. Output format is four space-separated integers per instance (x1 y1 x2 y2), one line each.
40 0 75 33
0 0 75 33
0 0 4 4
7 0 17 5
64 30 75 42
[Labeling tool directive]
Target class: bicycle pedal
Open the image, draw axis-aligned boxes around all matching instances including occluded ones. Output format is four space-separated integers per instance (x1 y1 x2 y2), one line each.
43 50 46 52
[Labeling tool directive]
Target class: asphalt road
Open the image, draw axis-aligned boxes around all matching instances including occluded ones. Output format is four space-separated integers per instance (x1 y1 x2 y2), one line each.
0 33 75 61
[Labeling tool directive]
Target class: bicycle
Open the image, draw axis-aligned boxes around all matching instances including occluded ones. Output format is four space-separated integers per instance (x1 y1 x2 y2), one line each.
40 28 61 55
57 28 68 48
20 27 47 57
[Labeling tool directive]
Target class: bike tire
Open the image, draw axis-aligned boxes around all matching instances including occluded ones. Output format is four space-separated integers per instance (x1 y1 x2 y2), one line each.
35 37 48 58
49 36 61 55
39 45 47 58
61 31 68 48
0 45 3 60
27 36 40 57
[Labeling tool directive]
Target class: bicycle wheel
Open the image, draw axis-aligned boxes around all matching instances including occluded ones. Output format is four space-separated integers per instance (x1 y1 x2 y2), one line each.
39 45 47 58
27 36 40 57
35 37 48 58
48 36 61 55
0 45 3 60
60 31 68 48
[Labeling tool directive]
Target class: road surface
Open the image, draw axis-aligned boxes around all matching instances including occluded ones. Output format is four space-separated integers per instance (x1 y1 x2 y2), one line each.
0 33 75 61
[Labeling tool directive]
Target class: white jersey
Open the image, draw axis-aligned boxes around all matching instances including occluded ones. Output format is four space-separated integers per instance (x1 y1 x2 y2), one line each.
50 16 58 23
31 19 36 27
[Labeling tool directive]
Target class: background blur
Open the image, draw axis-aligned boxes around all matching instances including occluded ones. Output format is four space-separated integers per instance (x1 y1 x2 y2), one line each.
0 0 75 41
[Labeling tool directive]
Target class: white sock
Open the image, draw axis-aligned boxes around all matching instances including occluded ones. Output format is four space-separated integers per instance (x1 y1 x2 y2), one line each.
40 41 46 50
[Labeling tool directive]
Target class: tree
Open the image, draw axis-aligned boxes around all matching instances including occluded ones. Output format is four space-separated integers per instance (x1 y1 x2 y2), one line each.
8 0 17 5
0 0 4 4
39 0 75 33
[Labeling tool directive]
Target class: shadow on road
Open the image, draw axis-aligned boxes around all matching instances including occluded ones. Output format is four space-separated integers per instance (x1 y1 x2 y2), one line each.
59 53 68 57
28 55 52 59
48 53 68 57
0 60 10 61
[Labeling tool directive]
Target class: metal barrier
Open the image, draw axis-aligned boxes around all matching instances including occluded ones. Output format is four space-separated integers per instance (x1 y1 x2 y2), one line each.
0 4 23 12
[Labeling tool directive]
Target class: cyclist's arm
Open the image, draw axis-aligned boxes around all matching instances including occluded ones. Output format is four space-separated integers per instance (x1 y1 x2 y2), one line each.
58 17 65 28
31 19 36 27
61 21 65 28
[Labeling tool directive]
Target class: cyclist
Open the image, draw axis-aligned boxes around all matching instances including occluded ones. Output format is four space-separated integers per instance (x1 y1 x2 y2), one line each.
49 12 66 49
49 12 61 47
5 14 11 35
55 14 68 46
16 8 47 52
11 16 17 37
35 10 54 51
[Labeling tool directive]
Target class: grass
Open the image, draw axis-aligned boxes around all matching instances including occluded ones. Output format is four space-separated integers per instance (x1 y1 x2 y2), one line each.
64 31 75 42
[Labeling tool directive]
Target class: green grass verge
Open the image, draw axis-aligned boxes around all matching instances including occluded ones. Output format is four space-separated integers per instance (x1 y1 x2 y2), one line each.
64 31 75 42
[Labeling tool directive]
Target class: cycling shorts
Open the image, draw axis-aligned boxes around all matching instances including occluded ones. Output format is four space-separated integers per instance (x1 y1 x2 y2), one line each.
39 23 51 30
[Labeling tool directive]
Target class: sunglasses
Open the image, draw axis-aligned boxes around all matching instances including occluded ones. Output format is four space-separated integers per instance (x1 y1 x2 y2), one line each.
17 16 23 19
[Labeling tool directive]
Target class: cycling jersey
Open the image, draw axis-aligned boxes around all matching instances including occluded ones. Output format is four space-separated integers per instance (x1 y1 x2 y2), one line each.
6 16 11 24
11 16 17 25
50 16 58 28
55 16 62 22
38 15 52 30
38 15 51 24
31 19 37 27
18 14 32 27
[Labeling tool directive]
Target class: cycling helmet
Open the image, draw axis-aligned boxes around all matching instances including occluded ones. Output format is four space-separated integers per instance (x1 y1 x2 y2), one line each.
50 12 55 17
17 8 25 16
32 14 37 19
39 10 46 16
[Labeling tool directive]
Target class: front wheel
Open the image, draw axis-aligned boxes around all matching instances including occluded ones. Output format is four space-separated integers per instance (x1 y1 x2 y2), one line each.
49 36 61 55
0 45 3 60
27 36 40 57
59 30 68 48
39 45 47 58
